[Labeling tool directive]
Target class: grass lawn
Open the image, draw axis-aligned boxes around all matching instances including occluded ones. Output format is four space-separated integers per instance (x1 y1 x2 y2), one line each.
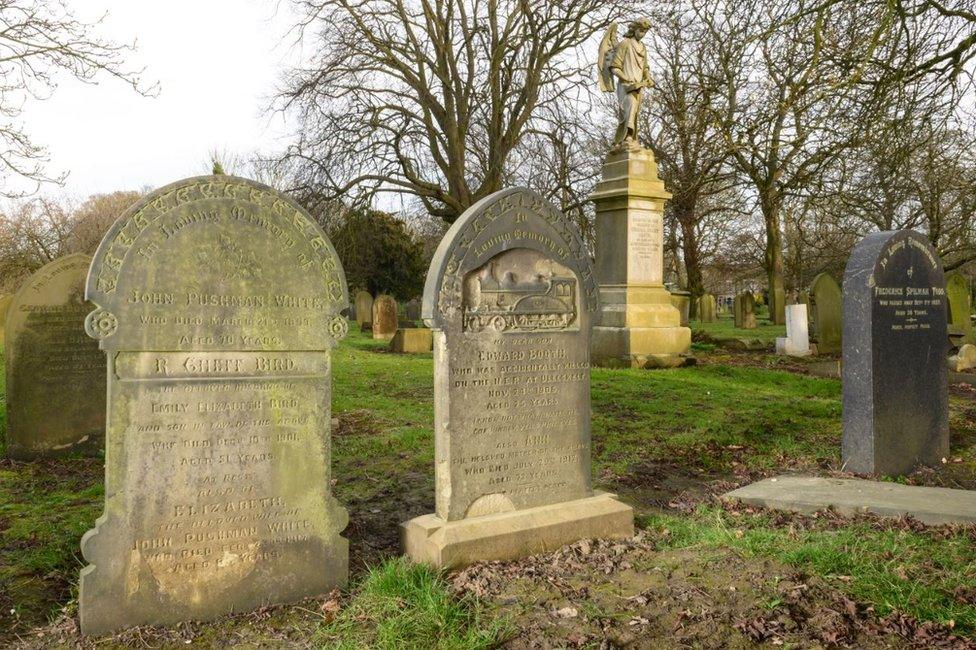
1 327 974 647
692 312 787 344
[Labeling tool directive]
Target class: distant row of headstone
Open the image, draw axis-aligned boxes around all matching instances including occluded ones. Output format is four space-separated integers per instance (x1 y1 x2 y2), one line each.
726 268 973 357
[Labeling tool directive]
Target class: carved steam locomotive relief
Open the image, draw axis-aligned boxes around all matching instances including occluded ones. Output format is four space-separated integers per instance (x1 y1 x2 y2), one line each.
462 248 579 333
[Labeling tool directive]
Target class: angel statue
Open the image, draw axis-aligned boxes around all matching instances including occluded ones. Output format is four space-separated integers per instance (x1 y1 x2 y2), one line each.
597 18 654 151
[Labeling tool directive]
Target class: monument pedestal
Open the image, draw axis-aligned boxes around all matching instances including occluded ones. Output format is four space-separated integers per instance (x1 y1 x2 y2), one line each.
591 148 691 368
401 492 633 569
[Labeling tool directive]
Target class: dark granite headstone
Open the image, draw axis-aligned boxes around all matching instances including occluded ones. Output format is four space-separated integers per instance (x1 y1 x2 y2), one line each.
842 230 948 476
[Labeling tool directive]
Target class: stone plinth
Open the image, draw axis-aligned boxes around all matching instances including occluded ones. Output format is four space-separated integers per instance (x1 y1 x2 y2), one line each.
590 149 691 368
724 476 976 525
390 328 433 353
402 492 633 569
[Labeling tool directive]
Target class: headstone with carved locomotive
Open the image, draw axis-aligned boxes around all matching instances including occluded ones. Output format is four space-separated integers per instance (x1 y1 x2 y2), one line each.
842 230 948 476
372 294 398 340
401 187 633 569
78 176 350 636
354 290 373 330
4 254 105 458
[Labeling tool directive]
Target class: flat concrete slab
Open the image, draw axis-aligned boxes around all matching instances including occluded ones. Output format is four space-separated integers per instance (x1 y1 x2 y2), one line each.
723 476 976 525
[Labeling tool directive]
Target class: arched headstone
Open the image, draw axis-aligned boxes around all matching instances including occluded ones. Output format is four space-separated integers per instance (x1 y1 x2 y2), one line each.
354 290 373 329
842 230 948 476
401 187 632 568
372 294 398 340
4 254 105 458
79 176 349 635
946 272 974 345
734 292 756 329
697 293 717 323
810 273 842 354
0 293 12 344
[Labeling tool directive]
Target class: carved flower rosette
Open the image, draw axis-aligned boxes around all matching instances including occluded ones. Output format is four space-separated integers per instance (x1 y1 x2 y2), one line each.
328 315 349 341
85 309 118 341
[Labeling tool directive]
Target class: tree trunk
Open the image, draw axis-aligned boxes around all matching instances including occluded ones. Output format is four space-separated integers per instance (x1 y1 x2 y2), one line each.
762 194 787 325
676 201 704 320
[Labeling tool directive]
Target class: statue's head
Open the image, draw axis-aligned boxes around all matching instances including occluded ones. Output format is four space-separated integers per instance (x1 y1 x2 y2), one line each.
625 18 651 39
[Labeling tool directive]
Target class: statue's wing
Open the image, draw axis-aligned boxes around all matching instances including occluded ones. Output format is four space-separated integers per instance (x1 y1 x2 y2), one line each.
597 24 617 92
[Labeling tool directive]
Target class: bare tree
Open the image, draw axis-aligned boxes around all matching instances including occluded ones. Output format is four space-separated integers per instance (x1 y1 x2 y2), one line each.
275 0 635 223
0 195 71 286
645 5 737 316
0 0 155 197
67 189 141 254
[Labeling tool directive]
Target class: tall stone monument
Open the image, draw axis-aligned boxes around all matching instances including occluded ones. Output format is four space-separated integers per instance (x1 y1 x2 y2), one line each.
842 230 948 476
590 18 690 368
810 273 842 354
4 254 105 458
79 176 350 635
401 188 633 568
946 272 974 345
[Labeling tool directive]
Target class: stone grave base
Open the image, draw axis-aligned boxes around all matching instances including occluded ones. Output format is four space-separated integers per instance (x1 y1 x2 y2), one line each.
591 326 692 368
723 475 976 525
775 337 811 357
390 328 433 353
401 491 634 569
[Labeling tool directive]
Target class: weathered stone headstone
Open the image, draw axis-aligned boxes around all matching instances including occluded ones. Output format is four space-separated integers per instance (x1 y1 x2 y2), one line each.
354 290 373 330
776 304 811 357
733 292 756 329
401 187 633 568
842 230 948 476
0 293 12 344
669 289 691 326
949 343 976 372
78 176 350 635
405 297 422 321
946 272 974 345
810 273 842 354
390 328 433 353
4 254 105 458
372 294 398 340
697 293 717 323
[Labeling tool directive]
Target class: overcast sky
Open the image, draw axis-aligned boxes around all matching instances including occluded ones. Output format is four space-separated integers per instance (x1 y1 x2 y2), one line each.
10 0 303 199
